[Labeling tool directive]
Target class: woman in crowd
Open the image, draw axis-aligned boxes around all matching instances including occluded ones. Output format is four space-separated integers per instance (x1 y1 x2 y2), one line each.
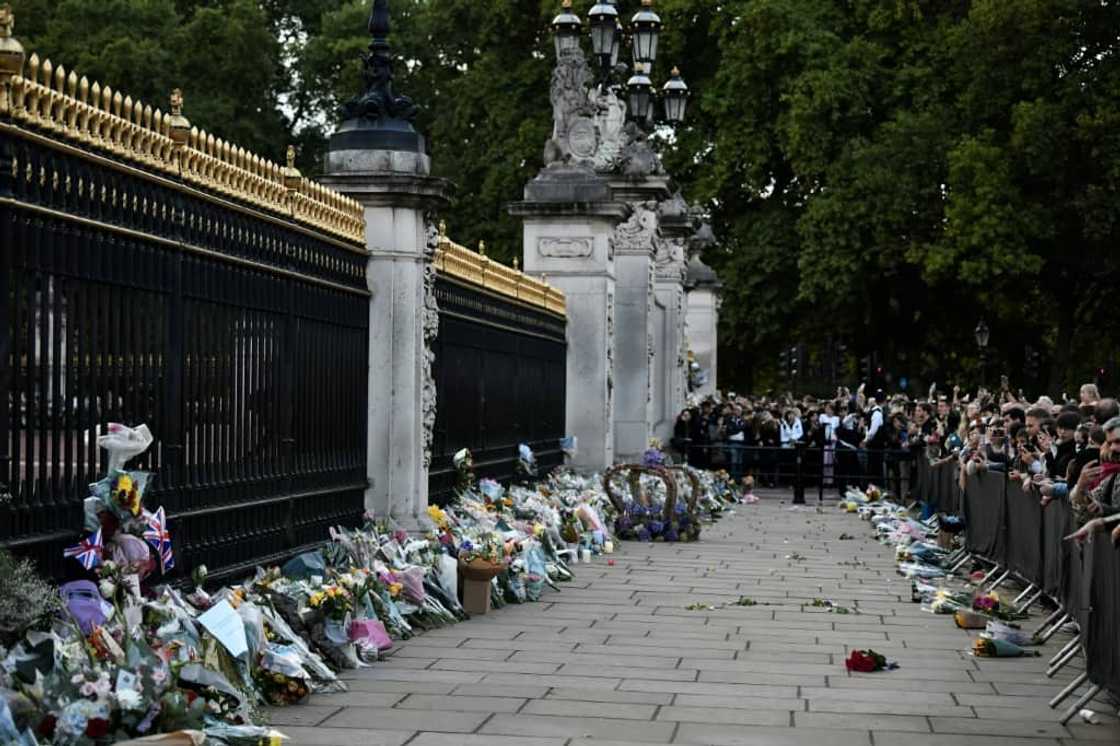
819 402 840 486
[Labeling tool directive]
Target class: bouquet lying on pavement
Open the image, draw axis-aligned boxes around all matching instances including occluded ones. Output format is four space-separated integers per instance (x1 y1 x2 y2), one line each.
845 649 899 672
972 638 1041 658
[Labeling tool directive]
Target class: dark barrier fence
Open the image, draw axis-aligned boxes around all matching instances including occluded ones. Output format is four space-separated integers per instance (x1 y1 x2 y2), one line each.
675 444 918 503
1005 480 1043 585
911 455 964 515
1086 540 1120 696
427 276 567 505
0 127 370 583
916 458 1120 699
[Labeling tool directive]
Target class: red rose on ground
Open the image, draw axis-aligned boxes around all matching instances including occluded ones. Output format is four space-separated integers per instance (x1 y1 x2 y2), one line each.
85 718 110 738
36 714 57 738
842 649 878 672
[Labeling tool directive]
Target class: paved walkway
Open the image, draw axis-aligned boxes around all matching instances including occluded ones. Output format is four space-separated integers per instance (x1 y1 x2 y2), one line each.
267 493 1120 745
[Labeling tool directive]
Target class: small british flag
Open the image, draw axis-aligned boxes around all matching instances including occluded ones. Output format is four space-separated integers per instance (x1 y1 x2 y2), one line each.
144 506 175 573
64 529 103 570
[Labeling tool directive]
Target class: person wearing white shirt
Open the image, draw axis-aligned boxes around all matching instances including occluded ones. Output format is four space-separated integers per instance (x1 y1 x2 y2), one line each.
861 398 886 485
780 409 803 447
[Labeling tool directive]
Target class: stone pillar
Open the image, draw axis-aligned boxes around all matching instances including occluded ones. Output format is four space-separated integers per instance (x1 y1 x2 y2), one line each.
510 167 628 472
608 179 672 463
651 268 687 442
323 165 449 528
319 1 451 528
650 195 693 443
685 251 722 397
611 208 654 462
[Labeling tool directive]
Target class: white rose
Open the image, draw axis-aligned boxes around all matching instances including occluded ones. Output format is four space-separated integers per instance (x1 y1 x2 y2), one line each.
116 688 143 711
98 579 117 599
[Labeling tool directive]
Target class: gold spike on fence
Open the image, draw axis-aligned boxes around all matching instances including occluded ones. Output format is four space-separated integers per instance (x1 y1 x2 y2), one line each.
0 5 365 247
435 223 567 317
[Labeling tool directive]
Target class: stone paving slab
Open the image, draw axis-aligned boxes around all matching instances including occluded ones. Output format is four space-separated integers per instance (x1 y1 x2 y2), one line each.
267 492 1120 744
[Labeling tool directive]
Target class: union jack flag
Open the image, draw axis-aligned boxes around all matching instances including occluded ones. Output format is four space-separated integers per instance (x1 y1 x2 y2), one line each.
144 506 175 573
64 529 103 570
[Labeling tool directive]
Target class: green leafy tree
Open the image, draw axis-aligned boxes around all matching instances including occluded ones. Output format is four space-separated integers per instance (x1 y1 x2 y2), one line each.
12 0 1120 394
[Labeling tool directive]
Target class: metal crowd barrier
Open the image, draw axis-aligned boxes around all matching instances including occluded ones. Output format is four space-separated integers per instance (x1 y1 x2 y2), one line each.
913 457 1120 723
670 442 917 504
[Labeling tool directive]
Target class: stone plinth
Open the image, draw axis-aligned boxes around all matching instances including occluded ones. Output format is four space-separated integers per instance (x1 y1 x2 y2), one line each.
510 167 628 472
322 137 451 530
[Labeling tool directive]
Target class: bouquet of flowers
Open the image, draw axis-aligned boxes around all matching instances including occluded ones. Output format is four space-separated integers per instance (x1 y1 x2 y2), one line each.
642 439 668 468
0 548 62 647
845 649 898 672
458 536 508 581
308 585 353 622
453 448 475 494
972 638 1040 658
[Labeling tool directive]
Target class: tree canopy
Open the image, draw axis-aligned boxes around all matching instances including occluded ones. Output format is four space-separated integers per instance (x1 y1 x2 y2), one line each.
11 0 1120 394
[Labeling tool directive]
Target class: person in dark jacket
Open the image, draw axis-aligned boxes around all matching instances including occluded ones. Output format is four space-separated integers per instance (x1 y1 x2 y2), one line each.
672 409 693 464
690 400 715 468
1048 411 1081 480
724 404 749 479
835 401 864 493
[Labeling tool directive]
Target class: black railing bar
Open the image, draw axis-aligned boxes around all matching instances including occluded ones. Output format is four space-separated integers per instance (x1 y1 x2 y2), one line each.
168 481 368 520
0 198 370 297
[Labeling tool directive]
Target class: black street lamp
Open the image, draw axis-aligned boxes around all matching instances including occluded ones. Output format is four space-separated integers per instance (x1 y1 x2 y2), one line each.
661 67 689 124
588 3 619 65
552 0 687 126
626 68 653 121
975 319 990 387
551 1 583 59
630 0 662 64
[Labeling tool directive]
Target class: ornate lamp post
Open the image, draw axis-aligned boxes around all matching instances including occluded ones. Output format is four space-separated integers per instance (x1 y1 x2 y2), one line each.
975 319 990 388
551 0 688 126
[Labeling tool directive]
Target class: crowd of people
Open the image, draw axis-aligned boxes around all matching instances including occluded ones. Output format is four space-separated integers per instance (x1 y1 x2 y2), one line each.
671 380 1120 543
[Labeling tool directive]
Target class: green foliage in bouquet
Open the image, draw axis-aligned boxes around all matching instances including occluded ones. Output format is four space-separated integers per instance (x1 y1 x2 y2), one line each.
0 548 63 646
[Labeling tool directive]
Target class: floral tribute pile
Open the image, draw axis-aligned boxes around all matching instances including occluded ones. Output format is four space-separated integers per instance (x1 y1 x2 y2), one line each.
844 486 1041 659
606 440 745 543
0 427 742 744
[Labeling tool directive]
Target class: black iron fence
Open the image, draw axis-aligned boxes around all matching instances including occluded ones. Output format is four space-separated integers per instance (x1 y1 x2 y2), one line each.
671 442 918 503
1 122 370 582
428 276 567 504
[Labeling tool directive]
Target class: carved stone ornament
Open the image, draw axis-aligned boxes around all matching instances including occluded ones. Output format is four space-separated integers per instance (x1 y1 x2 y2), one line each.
543 48 598 168
659 191 690 222
606 289 615 414
539 236 594 258
420 216 440 469
675 287 688 412
590 87 628 173
655 236 688 281
617 121 664 177
613 201 661 256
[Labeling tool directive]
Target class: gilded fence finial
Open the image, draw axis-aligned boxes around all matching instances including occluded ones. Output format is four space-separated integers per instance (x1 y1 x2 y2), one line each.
282 144 302 190
167 88 190 147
